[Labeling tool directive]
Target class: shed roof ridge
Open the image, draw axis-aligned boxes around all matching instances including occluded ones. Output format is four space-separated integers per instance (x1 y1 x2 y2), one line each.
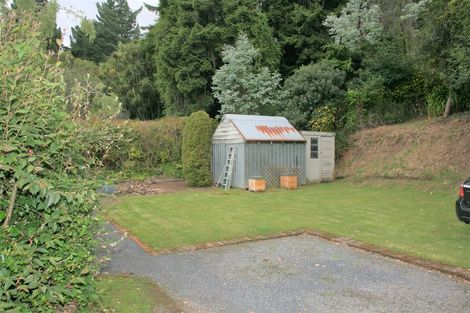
220 114 305 142
225 114 287 121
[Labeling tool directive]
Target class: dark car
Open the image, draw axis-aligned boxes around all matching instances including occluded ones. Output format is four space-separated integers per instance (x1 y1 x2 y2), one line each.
456 177 470 224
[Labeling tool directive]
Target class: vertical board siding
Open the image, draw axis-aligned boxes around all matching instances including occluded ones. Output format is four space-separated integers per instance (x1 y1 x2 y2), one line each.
320 136 335 181
300 131 335 183
212 143 245 188
245 142 306 188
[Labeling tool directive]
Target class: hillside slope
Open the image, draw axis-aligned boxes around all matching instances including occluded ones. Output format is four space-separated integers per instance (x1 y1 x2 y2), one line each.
337 113 470 186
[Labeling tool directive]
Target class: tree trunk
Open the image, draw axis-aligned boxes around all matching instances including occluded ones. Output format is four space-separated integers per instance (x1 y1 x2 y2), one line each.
2 183 18 229
443 93 452 117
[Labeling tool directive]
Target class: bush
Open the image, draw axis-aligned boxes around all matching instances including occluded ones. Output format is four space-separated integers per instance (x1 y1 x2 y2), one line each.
182 112 214 187
283 61 346 129
0 12 102 311
310 106 337 132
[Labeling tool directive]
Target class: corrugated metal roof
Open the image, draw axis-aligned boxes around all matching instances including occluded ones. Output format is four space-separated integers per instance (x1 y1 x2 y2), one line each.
223 114 305 142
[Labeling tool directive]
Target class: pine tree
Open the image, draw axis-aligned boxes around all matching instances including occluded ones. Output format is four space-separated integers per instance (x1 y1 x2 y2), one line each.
70 0 141 63
260 0 345 77
151 0 280 116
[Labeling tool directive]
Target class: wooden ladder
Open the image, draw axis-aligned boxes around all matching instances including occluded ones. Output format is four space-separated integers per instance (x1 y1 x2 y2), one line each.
216 146 236 191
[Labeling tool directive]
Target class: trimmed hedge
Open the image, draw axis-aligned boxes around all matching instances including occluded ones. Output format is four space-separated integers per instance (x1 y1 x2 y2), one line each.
103 117 186 177
182 112 215 186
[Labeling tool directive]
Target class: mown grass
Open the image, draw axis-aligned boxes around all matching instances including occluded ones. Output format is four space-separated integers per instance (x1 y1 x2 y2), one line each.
104 180 470 269
83 275 162 313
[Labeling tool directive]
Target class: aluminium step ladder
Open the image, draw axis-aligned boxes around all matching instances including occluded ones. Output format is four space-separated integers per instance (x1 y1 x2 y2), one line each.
216 146 236 191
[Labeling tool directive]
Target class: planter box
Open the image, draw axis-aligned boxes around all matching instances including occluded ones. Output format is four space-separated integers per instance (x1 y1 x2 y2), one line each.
249 177 266 192
280 175 298 189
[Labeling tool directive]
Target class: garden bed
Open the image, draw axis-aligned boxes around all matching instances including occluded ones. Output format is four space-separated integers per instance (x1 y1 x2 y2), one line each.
109 177 213 195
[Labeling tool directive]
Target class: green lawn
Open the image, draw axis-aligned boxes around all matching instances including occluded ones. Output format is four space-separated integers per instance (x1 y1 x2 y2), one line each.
104 181 470 269
84 275 171 313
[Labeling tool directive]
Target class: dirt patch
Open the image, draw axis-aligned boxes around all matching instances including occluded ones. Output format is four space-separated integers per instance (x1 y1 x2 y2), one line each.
337 113 470 186
115 178 212 195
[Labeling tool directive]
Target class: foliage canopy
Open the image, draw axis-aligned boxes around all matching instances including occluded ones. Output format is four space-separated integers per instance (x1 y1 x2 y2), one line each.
70 0 141 63
212 33 284 116
150 0 280 116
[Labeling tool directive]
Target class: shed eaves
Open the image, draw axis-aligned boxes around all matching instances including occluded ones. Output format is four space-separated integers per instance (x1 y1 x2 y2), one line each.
223 114 305 142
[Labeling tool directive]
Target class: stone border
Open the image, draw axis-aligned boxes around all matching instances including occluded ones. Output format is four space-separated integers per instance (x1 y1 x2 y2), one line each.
109 220 470 284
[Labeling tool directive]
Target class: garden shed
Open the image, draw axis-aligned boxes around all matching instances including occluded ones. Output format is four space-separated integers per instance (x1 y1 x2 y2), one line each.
211 114 306 189
301 131 336 183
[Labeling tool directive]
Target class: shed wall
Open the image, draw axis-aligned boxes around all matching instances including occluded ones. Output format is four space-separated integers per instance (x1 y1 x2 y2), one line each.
319 136 335 181
212 120 244 144
301 131 335 182
211 143 245 188
244 142 306 188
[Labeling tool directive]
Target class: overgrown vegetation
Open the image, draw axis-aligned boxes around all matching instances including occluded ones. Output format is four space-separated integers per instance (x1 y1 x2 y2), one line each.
64 0 470 160
1 0 470 309
182 112 214 187
0 11 105 311
111 118 186 177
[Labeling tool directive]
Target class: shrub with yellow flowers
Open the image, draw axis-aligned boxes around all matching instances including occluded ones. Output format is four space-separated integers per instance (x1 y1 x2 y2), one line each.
309 106 337 132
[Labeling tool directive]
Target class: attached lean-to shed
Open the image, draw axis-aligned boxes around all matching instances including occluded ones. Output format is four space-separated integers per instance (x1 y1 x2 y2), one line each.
301 131 335 183
211 114 306 189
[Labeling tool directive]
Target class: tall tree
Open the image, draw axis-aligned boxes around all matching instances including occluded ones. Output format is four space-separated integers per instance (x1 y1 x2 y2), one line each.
323 0 383 52
70 0 141 63
100 40 163 119
417 0 470 116
151 0 280 116
212 33 283 116
261 0 345 77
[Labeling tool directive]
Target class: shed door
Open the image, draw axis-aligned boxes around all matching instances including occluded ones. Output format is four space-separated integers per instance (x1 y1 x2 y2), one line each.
305 136 321 182
320 136 335 181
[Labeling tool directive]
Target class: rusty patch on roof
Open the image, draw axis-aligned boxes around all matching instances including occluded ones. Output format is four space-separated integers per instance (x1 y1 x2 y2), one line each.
255 125 297 138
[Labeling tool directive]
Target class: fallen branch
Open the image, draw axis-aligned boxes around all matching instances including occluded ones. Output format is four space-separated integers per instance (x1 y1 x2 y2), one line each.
2 183 18 228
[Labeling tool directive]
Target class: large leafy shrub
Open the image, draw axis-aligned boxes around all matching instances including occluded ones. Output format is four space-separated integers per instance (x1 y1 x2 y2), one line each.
0 12 109 311
283 61 346 129
182 112 214 187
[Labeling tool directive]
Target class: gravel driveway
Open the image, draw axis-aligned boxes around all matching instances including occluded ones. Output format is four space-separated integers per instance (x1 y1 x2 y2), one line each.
101 224 470 313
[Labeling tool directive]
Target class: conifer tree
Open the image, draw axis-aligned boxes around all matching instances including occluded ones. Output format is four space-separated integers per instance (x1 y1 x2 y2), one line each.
70 0 141 63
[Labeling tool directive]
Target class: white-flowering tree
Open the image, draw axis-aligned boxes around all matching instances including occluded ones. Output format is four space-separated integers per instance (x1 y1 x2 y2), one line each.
323 0 383 51
212 33 283 116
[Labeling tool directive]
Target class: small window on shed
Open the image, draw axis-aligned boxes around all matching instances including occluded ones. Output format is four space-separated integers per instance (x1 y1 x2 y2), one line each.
310 137 318 159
